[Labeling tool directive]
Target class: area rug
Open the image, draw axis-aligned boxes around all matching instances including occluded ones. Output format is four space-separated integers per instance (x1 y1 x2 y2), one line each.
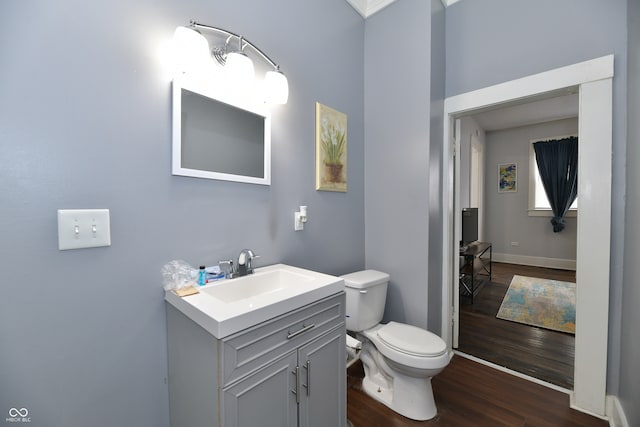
496 275 576 334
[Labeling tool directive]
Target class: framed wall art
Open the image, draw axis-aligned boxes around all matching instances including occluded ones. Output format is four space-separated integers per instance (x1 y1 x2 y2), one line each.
315 102 347 192
498 162 517 193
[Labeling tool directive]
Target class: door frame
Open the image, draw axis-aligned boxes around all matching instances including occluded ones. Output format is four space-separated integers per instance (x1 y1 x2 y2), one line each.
440 55 614 417
469 131 484 241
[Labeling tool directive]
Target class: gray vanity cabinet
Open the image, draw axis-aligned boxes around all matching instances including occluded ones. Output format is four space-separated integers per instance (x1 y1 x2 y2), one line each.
297 326 346 427
222 351 298 426
222 325 345 427
166 292 346 427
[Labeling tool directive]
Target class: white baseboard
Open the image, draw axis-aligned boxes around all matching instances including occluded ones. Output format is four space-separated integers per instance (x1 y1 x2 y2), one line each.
606 395 630 427
493 253 576 271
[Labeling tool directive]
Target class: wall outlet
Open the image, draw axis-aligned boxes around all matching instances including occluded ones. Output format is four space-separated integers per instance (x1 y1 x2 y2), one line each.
58 209 111 250
511 241 520 247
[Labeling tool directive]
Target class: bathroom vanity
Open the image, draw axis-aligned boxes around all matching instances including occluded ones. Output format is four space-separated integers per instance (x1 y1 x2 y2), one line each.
165 264 346 427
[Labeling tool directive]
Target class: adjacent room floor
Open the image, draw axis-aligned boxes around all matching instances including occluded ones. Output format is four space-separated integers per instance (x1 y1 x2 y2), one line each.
458 262 576 389
346 356 607 426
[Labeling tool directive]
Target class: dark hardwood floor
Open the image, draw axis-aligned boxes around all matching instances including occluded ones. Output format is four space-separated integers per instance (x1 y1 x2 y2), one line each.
346 355 607 427
458 262 576 389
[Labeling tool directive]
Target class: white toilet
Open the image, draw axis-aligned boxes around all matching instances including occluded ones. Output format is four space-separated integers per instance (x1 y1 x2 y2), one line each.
342 270 450 421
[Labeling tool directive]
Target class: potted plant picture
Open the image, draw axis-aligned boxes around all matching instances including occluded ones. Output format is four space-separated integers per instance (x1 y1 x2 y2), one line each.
316 102 347 192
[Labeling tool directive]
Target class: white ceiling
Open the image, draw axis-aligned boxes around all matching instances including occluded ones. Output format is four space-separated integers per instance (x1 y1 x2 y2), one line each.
345 0 396 18
467 91 579 132
347 0 460 19
346 0 458 18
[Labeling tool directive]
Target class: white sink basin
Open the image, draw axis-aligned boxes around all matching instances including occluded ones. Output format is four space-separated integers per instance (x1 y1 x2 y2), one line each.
202 268 314 303
165 264 344 338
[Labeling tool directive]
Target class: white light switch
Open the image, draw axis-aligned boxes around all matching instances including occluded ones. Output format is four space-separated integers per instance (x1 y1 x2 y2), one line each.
57 209 111 250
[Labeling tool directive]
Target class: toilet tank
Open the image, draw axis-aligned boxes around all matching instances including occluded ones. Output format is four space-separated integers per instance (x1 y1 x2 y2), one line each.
341 270 390 332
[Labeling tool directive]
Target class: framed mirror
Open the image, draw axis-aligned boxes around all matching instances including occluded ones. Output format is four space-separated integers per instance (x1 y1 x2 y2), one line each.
172 76 271 185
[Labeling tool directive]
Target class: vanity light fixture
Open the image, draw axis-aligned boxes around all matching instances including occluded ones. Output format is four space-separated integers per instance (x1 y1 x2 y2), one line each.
173 20 289 105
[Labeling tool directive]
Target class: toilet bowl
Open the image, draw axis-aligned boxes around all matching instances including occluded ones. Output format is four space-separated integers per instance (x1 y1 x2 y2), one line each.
342 270 451 421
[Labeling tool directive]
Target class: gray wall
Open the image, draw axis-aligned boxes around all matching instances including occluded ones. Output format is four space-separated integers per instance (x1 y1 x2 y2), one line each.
446 0 627 394
620 0 640 424
0 1 365 426
428 0 446 332
364 1 432 330
484 119 578 261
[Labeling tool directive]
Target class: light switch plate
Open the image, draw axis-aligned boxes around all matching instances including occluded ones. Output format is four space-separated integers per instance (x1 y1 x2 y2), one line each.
58 209 111 250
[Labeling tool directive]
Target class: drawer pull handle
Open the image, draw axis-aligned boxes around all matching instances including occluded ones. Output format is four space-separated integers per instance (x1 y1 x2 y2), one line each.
287 323 315 339
291 366 300 404
303 360 311 396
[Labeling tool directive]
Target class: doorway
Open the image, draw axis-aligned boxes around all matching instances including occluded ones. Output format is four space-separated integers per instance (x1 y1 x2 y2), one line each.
456 110 579 389
440 56 613 417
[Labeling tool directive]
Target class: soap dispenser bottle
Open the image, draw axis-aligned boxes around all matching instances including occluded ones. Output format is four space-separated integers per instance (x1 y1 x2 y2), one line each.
198 266 206 286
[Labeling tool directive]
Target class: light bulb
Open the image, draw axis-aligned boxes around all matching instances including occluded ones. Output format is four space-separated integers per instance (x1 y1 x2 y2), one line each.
225 51 255 83
264 70 289 104
173 27 212 74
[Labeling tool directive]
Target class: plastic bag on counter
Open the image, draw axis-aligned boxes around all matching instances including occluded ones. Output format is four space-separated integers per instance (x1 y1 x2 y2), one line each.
161 260 197 291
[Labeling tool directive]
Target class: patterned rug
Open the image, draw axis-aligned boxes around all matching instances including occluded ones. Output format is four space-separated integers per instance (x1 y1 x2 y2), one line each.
496 275 576 334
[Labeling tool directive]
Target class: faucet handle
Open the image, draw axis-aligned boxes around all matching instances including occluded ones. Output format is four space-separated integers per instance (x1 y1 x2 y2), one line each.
218 259 234 278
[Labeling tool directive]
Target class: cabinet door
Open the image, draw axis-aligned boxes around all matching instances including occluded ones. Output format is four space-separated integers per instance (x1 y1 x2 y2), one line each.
298 325 346 427
222 351 298 427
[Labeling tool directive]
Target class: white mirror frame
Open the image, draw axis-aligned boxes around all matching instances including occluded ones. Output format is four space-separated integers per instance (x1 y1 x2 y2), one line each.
171 75 272 185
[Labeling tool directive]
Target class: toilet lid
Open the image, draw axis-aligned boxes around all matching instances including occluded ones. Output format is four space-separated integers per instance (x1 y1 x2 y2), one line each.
377 322 447 357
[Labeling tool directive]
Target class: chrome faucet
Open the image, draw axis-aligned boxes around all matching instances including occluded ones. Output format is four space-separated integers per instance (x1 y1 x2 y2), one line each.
236 249 259 277
219 249 260 279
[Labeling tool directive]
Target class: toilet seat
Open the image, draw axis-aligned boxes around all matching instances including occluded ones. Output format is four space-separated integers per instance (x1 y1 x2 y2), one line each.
361 323 450 373
377 322 447 357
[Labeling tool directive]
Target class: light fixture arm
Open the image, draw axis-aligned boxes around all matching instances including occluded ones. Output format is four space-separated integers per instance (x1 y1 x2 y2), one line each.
190 20 281 71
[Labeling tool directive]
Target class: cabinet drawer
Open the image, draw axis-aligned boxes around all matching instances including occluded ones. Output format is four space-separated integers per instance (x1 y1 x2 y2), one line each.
222 292 345 385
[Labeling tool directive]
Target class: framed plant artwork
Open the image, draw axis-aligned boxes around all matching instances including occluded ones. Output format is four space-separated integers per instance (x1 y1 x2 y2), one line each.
498 163 517 193
316 102 347 192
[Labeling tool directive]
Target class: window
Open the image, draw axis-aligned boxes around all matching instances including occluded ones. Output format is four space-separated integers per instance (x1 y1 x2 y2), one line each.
528 136 578 217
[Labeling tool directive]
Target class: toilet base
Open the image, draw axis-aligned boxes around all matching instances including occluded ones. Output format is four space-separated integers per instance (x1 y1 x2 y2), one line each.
361 372 437 421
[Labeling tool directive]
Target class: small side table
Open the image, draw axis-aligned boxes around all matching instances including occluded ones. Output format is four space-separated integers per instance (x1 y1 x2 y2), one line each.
459 241 492 303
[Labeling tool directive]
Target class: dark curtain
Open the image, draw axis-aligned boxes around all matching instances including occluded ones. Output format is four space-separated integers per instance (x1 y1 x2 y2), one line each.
533 137 578 232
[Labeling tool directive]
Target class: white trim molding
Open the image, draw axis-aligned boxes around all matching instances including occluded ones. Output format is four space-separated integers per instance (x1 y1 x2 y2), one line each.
492 253 576 271
442 54 614 417
345 0 397 18
606 395 630 427
528 209 577 218
443 56 613 115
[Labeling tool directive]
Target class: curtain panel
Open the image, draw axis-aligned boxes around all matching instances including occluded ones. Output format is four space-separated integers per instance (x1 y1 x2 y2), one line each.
533 137 578 232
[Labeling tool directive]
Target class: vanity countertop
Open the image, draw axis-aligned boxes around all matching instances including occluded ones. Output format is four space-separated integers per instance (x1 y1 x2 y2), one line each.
165 263 345 338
